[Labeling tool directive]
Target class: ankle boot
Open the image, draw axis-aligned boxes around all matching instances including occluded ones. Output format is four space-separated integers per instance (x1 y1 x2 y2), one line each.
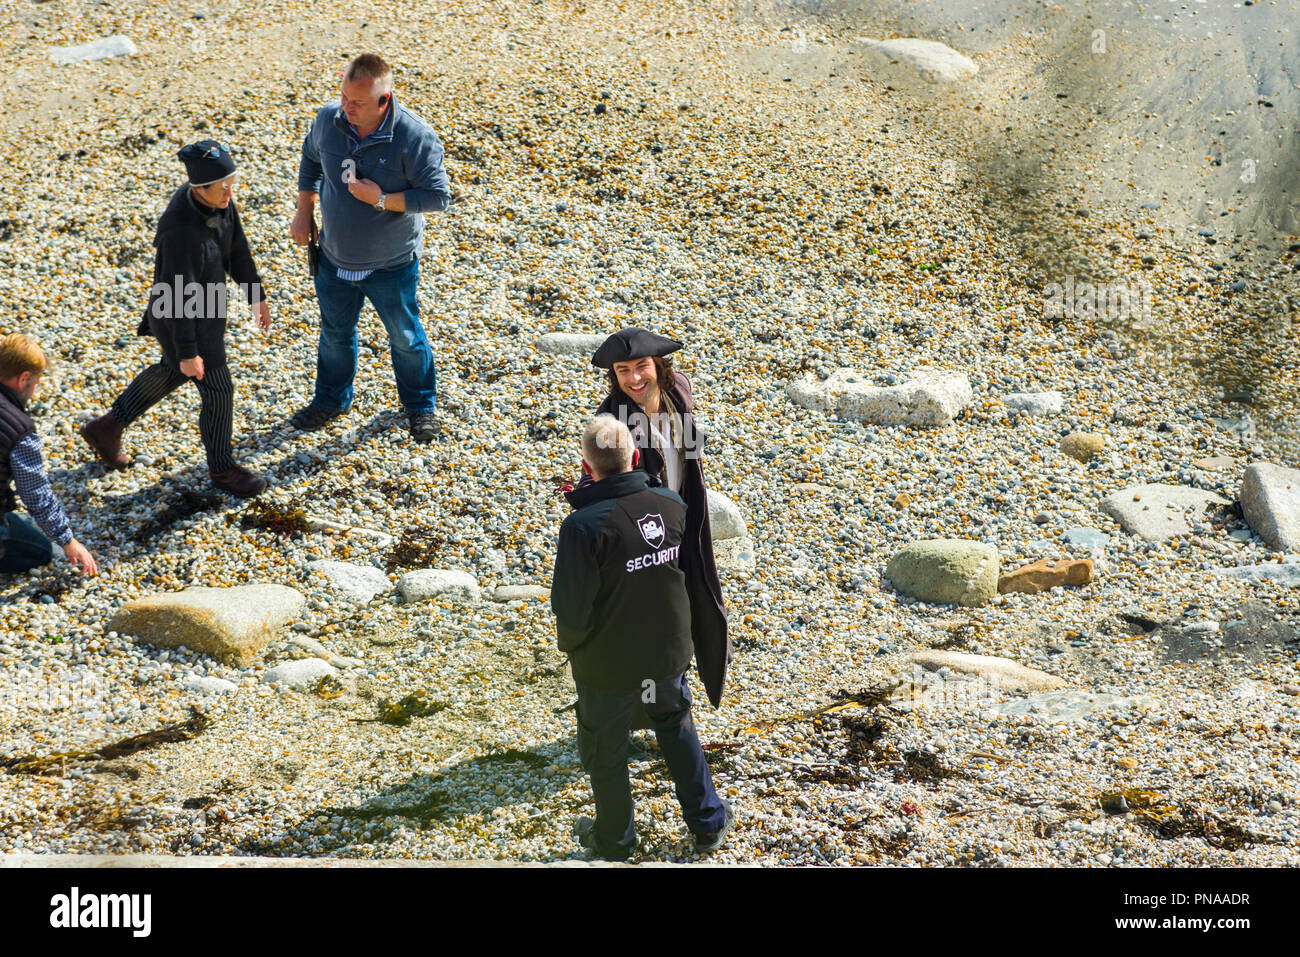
81 413 130 470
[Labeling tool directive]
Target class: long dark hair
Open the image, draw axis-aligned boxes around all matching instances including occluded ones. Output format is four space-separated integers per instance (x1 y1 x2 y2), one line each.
606 355 675 399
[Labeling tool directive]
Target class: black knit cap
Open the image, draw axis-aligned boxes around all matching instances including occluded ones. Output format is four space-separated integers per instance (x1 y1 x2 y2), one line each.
592 327 683 368
178 139 236 186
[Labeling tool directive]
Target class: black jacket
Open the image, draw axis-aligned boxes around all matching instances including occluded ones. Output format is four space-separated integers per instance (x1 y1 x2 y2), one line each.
552 470 694 693
0 381 36 518
135 184 264 360
575 371 731 707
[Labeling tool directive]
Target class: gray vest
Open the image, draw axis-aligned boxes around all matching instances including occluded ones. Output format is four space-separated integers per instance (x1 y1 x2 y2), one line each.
0 381 37 517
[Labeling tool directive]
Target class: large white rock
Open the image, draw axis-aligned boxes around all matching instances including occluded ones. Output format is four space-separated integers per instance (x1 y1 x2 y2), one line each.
261 658 336 690
1213 564 1300 587
1239 462 1300 552
490 585 551 602
910 651 1066 693
714 536 756 575
989 690 1158 721
536 333 606 356
854 38 978 82
397 569 481 604
110 584 305 666
50 36 138 66
308 560 393 603
184 676 238 696
1002 391 1064 417
1100 484 1231 541
786 367 972 428
707 489 747 540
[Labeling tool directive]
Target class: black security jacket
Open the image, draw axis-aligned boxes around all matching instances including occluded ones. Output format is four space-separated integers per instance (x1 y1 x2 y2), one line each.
552 470 694 693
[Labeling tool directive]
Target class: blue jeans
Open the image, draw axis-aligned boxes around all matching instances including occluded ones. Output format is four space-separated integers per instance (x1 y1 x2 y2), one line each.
312 251 437 414
575 671 726 858
0 512 55 574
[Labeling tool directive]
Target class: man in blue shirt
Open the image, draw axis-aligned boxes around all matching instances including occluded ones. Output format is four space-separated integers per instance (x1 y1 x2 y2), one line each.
290 52 452 443
0 334 97 576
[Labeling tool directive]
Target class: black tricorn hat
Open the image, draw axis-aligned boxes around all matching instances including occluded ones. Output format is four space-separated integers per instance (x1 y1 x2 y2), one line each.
591 327 683 368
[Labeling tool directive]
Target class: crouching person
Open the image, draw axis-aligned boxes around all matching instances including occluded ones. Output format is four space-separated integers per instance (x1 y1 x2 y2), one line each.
0 334 97 576
551 414 733 861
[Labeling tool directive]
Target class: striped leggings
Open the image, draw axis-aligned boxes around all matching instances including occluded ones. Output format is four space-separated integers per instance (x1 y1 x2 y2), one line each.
109 359 237 473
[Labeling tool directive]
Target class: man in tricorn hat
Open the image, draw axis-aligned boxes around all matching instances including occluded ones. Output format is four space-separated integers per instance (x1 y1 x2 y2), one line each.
81 139 271 497
564 327 731 712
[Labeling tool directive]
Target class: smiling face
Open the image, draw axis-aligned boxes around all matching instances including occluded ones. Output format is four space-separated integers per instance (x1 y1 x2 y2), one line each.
612 356 661 411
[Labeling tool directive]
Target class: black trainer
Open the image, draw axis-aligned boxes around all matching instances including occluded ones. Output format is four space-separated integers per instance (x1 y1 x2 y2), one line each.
694 799 734 853
290 404 348 432
408 412 440 443
573 816 631 862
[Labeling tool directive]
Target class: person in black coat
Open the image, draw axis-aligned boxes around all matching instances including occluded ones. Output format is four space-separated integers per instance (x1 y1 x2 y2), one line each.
553 414 732 860
566 327 732 710
81 139 272 498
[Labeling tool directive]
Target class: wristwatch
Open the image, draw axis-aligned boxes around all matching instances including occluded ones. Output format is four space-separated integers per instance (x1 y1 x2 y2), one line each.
373 192 387 211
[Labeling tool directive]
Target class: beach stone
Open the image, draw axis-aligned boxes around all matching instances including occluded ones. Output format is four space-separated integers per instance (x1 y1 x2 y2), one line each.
998 557 1094 594
1063 526 1110 549
288 634 364 669
1060 432 1106 462
307 560 393 603
491 585 551 602
184 676 237 696
885 539 1000 607
1211 564 1300 587
50 35 138 65
990 690 1157 721
1193 455 1236 471
1101 484 1231 541
110 584 306 666
714 535 756 575
910 652 1066 693
1239 462 1300 552
535 332 605 356
787 367 972 428
854 37 978 82
1003 391 1064 417
707 489 746 540
397 569 481 604
261 658 336 690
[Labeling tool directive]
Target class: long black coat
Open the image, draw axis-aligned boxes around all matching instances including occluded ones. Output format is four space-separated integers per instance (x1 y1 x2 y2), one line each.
571 371 731 707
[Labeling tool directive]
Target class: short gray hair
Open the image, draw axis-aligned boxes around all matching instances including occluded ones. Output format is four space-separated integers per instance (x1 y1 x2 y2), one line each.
581 414 633 479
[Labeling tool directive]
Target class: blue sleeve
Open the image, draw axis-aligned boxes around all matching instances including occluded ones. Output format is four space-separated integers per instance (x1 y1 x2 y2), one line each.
297 110 324 193
10 432 73 547
401 126 451 214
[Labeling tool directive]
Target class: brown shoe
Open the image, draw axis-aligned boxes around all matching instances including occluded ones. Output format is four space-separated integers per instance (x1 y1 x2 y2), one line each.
81 413 130 470
209 465 267 498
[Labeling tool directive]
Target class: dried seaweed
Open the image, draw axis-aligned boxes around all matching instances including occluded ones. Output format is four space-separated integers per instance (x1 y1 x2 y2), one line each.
385 525 445 572
314 674 346 699
234 501 311 536
0 708 209 776
1110 787 1277 850
353 689 449 726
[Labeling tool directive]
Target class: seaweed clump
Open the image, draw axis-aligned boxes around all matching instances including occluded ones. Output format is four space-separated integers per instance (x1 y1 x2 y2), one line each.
234 501 311 535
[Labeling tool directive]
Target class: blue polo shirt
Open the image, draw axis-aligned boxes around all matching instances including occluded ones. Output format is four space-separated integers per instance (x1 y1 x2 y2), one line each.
297 96 452 272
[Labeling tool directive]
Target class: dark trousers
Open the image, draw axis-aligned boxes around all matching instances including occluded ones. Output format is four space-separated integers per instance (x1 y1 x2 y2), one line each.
575 671 726 858
108 331 237 473
0 512 55 574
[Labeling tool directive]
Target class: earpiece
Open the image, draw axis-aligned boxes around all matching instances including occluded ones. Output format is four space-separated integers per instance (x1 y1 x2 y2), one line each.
378 94 390 107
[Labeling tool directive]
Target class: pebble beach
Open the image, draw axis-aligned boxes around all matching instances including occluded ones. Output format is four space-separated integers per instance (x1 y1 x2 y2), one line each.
0 0 1298 867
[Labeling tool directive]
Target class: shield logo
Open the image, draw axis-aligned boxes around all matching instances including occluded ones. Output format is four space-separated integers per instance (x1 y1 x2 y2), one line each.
637 512 665 549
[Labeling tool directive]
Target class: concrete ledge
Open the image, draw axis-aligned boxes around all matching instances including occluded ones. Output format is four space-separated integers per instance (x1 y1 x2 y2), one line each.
1 853 750 868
